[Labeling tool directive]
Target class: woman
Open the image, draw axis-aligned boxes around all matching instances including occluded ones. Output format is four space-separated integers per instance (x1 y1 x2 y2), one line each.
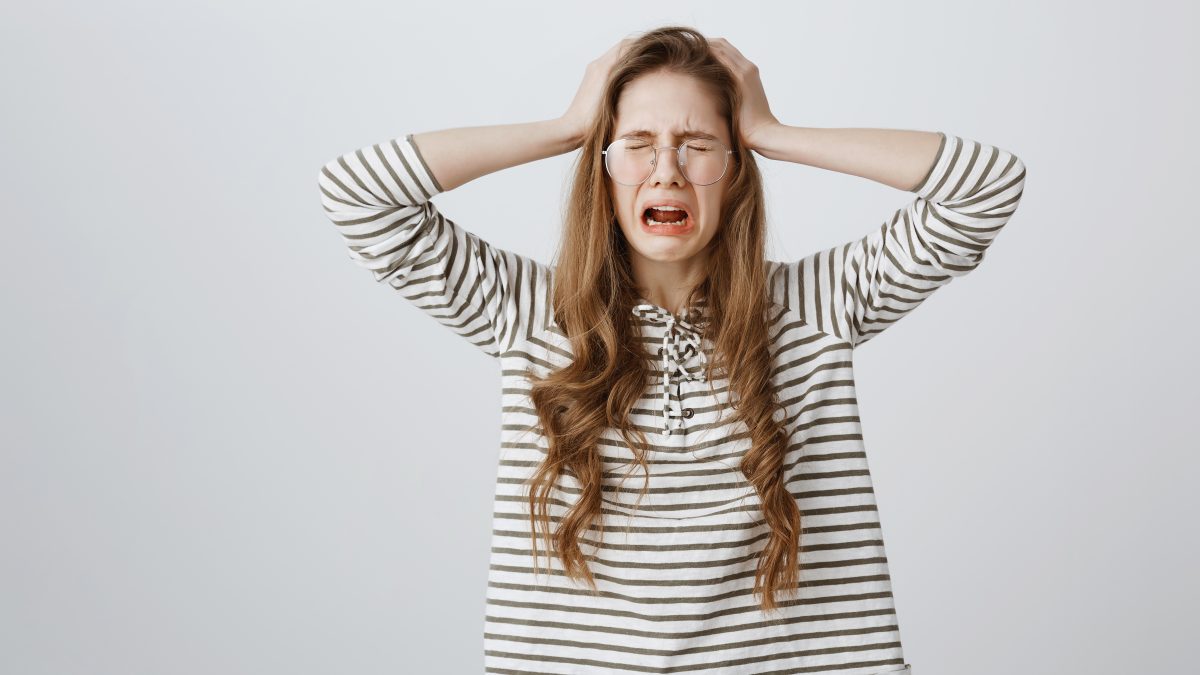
317 25 1025 675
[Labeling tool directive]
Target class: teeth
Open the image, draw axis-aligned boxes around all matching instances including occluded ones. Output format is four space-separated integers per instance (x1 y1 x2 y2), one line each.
645 205 689 226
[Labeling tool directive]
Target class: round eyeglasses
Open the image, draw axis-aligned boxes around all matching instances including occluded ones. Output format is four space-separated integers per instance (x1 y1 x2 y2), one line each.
602 137 734 186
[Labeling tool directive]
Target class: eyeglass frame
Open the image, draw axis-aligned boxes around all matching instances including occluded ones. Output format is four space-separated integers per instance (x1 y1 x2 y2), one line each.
601 136 736 186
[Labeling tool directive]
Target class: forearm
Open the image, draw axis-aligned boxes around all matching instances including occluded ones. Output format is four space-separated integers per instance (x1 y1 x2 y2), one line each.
750 125 945 192
410 118 581 193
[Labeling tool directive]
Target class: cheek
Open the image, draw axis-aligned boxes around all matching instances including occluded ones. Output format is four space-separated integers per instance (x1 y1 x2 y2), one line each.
609 184 631 215
611 192 636 233
618 191 642 227
700 197 723 226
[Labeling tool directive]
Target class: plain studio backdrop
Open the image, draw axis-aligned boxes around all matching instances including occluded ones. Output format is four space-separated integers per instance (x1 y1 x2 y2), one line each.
2 1 1196 673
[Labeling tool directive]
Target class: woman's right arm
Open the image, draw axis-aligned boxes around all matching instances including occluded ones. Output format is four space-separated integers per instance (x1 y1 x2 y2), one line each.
316 119 578 358
409 119 582 192
317 39 628 358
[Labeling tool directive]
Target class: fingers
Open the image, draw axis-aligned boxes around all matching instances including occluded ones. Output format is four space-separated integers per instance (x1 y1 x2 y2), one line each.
596 37 633 67
710 43 739 74
710 37 754 74
712 37 742 55
710 39 733 61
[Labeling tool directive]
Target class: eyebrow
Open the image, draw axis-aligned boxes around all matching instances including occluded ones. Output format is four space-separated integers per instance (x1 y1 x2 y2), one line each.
620 128 720 141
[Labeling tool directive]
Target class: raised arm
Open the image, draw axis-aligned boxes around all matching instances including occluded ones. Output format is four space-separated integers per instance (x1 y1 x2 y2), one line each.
748 125 946 192
316 41 633 359
766 127 1028 347
406 119 581 192
316 119 576 358
709 38 1028 347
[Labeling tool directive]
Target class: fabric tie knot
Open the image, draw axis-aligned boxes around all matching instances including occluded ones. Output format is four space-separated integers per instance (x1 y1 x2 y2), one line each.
631 302 710 437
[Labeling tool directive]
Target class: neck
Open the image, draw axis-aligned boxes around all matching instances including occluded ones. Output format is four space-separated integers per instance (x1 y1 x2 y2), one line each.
631 249 709 315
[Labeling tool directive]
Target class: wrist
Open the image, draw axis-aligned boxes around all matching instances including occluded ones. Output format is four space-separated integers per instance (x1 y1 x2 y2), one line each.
744 121 788 159
549 117 586 154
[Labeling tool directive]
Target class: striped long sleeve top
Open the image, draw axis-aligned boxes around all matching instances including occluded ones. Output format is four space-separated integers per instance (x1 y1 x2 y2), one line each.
317 130 1027 674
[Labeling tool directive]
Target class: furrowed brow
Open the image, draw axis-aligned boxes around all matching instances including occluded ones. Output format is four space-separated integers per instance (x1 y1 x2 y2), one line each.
622 128 720 141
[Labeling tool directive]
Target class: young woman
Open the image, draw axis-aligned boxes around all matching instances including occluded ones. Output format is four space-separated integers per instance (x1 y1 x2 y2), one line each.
318 25 1025 675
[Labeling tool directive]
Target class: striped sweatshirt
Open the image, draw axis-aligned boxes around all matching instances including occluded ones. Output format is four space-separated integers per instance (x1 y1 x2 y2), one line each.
317 130 1027 674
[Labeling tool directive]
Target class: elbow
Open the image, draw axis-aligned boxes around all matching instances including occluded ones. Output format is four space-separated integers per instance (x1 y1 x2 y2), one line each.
1007 156 1028 208
991 153 1027 214
317 161 338 192
317 161 346 209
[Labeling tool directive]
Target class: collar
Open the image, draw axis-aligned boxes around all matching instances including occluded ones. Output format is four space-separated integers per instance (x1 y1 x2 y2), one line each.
631 298 710 437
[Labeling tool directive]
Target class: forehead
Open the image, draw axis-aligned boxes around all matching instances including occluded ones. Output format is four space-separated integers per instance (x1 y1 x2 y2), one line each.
613 71 727 141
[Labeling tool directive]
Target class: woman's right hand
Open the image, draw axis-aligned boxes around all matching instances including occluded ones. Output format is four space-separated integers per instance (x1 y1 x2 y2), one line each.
559 39 632 149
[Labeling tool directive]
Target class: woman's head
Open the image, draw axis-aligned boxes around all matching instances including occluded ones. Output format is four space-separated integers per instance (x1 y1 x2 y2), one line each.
529 26 798 615
553 25 765 308
607 69 733 270
593 27 755 291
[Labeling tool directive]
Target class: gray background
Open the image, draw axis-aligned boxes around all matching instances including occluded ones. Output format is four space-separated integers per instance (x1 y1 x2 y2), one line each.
3 1 1196 673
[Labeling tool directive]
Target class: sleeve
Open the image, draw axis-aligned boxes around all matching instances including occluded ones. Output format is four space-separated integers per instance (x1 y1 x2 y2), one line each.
317 133 549 359
769 131 1027 348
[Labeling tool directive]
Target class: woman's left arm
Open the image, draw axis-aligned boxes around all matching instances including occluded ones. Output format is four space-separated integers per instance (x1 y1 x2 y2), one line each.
712 37 1029 348
767 130 1028 347
743 125 946 192
709 36 949 190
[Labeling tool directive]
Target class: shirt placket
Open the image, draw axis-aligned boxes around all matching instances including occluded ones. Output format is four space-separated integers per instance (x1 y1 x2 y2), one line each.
633 304 708 439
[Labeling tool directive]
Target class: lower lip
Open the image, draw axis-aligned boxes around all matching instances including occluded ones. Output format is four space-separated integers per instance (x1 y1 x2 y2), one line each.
640 211 694 235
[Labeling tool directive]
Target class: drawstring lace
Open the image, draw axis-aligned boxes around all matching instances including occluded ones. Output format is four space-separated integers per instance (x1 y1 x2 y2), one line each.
631 302 709 437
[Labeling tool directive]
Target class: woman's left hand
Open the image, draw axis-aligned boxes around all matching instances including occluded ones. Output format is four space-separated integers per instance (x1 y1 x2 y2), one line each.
710 37 781 154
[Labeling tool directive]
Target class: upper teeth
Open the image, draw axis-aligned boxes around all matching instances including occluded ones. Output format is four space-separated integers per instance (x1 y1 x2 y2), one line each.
650 206 682 211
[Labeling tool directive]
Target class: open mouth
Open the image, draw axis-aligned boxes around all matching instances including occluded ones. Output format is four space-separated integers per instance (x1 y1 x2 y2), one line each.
641 206 692 228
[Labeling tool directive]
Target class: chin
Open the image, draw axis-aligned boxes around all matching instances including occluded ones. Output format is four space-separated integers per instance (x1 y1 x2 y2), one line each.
631 239 701 262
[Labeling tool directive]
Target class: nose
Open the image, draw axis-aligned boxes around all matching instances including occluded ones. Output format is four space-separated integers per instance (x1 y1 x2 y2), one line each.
649 146 687 187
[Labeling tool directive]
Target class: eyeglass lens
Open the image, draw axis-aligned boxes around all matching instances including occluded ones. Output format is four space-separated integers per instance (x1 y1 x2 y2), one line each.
604 138 729 186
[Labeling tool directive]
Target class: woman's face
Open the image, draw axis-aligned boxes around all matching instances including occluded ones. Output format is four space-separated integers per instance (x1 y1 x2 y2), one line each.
608 71 732 268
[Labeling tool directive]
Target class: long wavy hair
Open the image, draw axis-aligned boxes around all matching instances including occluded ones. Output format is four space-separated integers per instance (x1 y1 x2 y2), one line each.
524 25 800 614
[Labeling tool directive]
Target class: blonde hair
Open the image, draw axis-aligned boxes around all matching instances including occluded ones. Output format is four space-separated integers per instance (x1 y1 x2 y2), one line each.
524 25 800 613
